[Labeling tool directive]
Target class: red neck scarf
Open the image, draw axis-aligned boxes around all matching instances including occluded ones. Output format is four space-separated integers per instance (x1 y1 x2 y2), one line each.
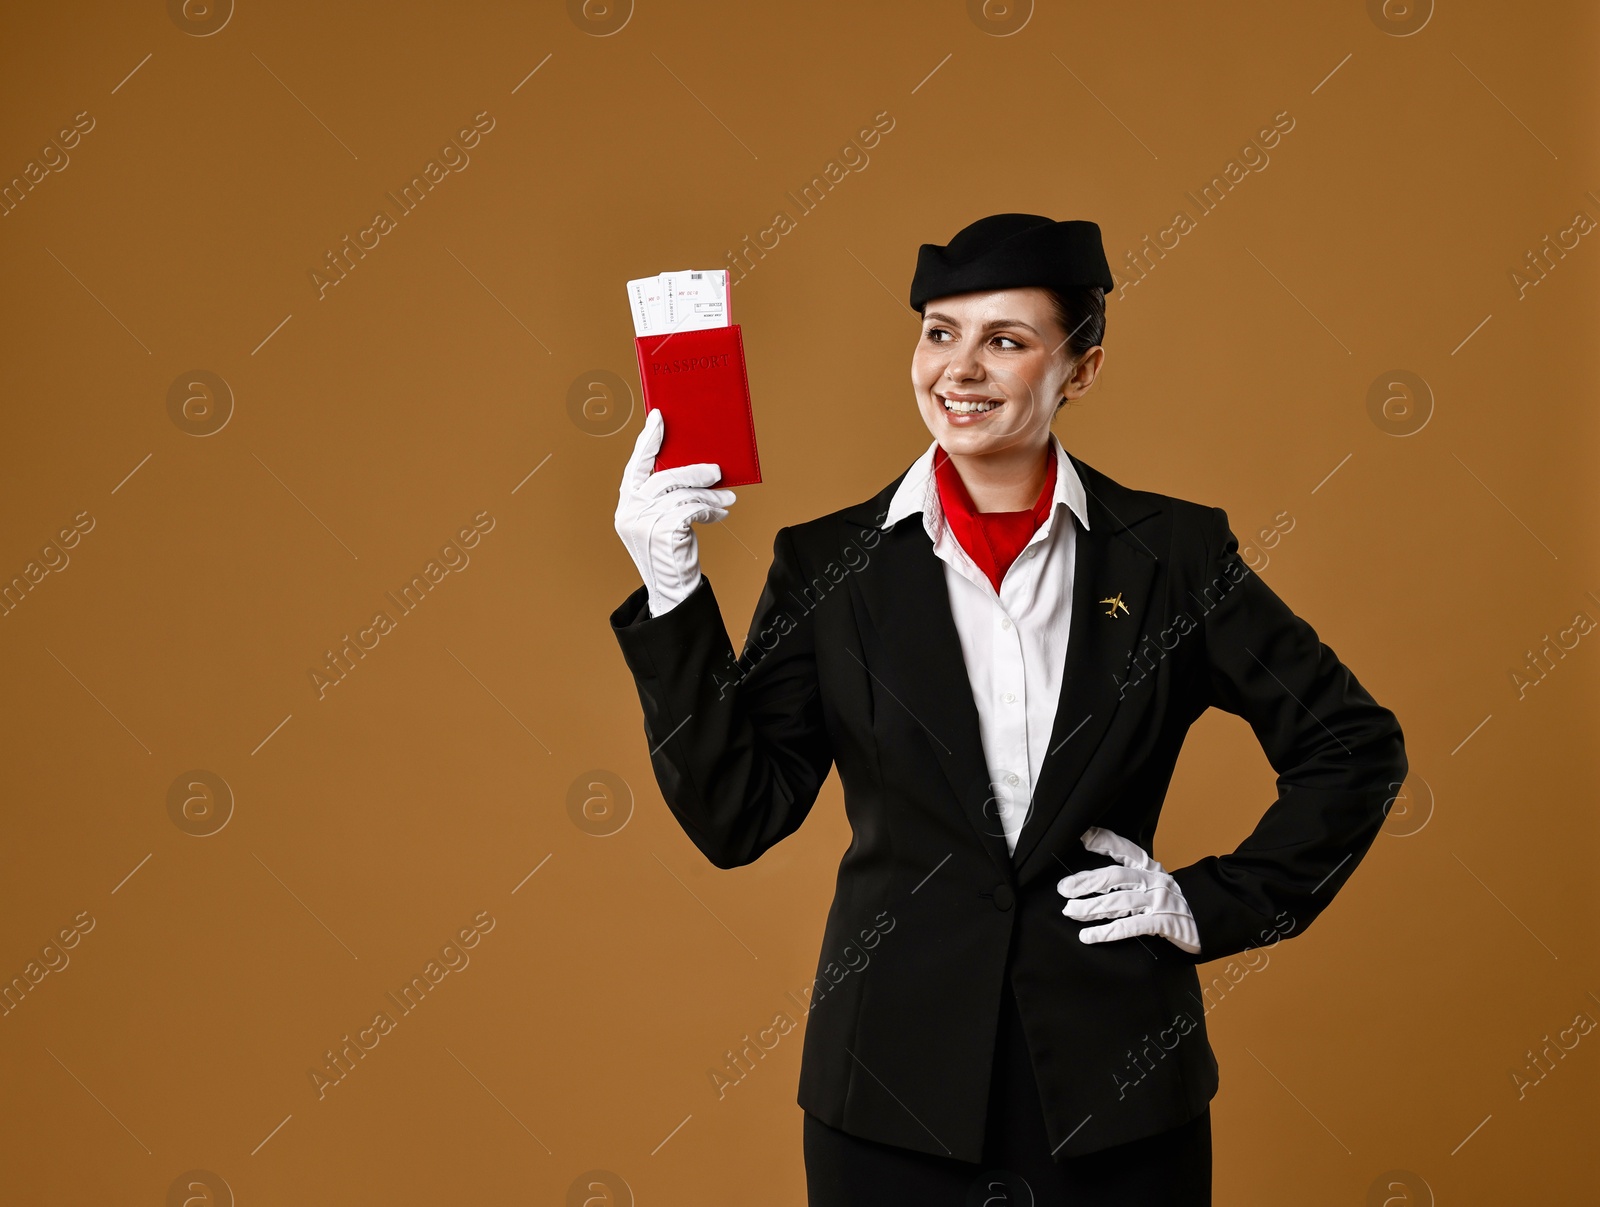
933 445 1057 594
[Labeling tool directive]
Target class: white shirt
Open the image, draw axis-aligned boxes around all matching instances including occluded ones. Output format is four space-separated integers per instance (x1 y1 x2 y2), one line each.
879 433 1089 857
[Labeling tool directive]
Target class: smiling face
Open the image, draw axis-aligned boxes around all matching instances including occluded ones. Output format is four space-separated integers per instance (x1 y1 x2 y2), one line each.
911 287 1103 459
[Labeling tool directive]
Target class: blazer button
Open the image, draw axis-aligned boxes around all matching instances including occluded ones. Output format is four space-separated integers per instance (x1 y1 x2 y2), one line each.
991 884 1014 911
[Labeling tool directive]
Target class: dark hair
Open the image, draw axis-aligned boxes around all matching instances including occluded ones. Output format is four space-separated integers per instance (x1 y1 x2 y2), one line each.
1046 286 1105 410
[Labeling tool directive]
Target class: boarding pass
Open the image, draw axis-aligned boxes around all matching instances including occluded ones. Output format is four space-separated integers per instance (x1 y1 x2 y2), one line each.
626 269 730 338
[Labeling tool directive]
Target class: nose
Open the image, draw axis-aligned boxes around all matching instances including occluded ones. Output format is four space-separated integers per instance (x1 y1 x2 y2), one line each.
943 343 983 385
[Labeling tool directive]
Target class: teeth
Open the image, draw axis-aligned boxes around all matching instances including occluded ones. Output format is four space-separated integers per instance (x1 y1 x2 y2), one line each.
942 395 1001 414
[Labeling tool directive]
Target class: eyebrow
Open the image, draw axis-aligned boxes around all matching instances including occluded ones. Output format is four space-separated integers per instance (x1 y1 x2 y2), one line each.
922 311 1040 335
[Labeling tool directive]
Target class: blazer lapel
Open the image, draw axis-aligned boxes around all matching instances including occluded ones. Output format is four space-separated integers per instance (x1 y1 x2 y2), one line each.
848 508 1018 881
1010 456 1163 879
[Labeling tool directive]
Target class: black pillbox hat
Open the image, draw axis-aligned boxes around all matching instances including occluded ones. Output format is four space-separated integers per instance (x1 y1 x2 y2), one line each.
908 213 1115 311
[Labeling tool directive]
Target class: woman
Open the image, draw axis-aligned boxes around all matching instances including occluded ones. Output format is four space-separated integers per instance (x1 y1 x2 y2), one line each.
610 214 1407 1205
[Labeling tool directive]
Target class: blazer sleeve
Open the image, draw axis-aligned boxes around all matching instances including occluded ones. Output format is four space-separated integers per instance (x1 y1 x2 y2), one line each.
1169 506 1409 963
609 524 835 869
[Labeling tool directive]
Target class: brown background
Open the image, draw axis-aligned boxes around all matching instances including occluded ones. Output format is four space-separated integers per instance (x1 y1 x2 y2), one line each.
1 1 1595 1203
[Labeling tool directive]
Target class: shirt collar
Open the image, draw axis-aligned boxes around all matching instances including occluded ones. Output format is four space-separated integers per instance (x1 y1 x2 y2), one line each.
879 431 1091 539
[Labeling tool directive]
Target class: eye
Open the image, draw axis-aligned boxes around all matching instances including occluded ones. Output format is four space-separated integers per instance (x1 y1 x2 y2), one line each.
992 334 1024 350
924 327 952 343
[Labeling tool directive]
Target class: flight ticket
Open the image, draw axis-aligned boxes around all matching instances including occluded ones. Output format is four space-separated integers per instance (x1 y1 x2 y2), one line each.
626 269 729 338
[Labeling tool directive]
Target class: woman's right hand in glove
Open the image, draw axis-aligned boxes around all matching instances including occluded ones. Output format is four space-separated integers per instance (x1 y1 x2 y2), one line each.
613 408 738 617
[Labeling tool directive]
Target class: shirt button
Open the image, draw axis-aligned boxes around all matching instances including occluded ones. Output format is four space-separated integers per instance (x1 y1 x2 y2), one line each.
1025 548 1037 558
1006 772 1020 786
1000 618 1012 630
1002 692 1016 703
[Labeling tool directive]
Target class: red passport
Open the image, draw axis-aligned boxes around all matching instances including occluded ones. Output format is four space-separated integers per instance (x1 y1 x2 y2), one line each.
633 324 762 488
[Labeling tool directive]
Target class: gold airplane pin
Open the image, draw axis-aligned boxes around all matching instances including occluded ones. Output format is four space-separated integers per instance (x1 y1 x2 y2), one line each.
1100 592 1129 618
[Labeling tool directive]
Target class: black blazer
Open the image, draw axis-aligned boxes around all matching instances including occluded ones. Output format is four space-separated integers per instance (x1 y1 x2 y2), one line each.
609 449 1408 1162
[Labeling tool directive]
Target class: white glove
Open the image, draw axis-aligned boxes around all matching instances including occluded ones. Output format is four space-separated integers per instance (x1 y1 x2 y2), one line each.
613 408 737 617
1056 827 1202 954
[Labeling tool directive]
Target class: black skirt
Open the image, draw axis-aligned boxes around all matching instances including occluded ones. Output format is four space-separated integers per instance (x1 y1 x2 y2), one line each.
803 970 1212 1206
